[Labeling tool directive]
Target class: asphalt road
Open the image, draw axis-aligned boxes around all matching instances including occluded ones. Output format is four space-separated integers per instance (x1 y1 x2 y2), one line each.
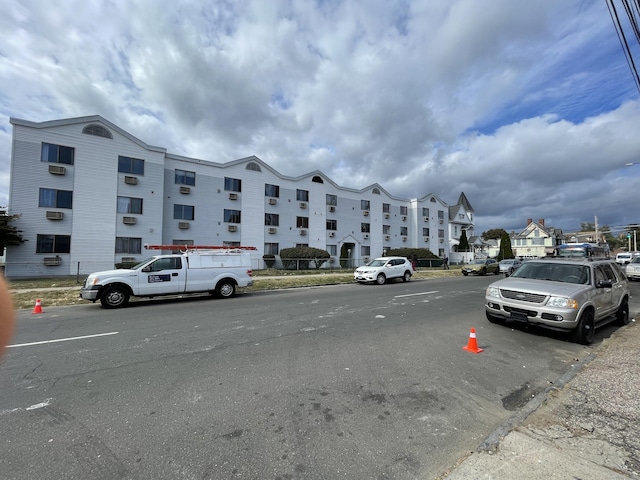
0 275 613 479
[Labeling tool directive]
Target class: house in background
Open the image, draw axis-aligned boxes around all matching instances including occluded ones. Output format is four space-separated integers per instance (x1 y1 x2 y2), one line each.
511 219 564 259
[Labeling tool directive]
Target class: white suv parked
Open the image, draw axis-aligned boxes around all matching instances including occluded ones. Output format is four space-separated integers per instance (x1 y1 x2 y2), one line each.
354 257 413 285
485 257 630 344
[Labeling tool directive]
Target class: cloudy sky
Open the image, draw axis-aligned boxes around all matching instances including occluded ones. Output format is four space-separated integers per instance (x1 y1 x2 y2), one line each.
2 0 640 236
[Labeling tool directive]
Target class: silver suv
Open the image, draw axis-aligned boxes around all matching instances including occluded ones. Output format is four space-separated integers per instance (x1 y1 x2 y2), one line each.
485 257 630 344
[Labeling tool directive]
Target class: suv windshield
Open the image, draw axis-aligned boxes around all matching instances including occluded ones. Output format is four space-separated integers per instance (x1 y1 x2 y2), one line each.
367 259 386 267
510 261 590 284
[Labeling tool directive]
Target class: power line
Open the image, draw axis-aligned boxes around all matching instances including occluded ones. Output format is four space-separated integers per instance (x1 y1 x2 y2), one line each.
607 0 640 93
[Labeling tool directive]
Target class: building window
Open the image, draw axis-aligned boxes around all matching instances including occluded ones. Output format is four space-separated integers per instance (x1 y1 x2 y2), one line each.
175 169 196 186
372 188 380 195
117 196 143 214
39 188 73 209
326 219 337 230
383 225 390 234
41 143 74 165
312 175 324 183
430 197 437 203
327 245 337 256
118 155 144 175
382 203 390 213
296 217 309 228
224 209 241 223
225 177 242 192
326 194 337 206
174 204 194 220
246 162 261 172
82 124 113 139
265 213 279 226
173 239 194 246
36 234 71 253
264 243 279 255
400 205 408 215
423 227 430 236
265 184 280 197
438 210 445 219
438 229 445 238
115 237 142 254
454 226 458 236
361 200 370 210
361 223 370 233
423 207 429 217
297 189 309 202
361 246 371 255
400 226 408 236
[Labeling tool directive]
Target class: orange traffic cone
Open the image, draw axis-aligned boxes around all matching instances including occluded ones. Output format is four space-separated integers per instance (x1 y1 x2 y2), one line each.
462 327 483 354
32 299 43 314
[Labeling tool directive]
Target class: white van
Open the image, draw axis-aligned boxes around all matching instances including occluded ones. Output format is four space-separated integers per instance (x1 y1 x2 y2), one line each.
616 251 640 265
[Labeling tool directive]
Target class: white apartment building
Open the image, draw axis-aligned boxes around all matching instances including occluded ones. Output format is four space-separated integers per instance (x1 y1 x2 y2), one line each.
6 115 475 277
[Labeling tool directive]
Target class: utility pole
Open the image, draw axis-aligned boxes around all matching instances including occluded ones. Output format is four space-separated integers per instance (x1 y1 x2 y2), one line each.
594 216 599 243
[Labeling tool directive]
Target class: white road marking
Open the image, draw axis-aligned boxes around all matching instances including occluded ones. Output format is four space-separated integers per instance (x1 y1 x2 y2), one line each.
394 291 438 298
7 331 119 348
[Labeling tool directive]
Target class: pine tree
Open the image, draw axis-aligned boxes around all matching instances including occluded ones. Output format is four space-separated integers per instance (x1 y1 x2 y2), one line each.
458 229 470 252
498 231 514 261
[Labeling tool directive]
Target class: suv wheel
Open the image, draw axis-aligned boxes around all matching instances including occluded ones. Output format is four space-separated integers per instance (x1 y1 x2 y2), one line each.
376 273 386 285
616 299 630 326
402 271 412 282
570 310 595 345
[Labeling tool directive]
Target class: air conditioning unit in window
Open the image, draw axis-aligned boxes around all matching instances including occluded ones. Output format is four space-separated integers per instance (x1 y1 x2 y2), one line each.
299 202 307 209
384 213 390 219
328 232 335 237
329 206 335 212
46 211 64 220
179 186 191 194
384 235 390 241
402 236 407 242
122 257 136 263
439 238 444 243
268 227 277 234
178 222 190 229
299 229 307 236
363 234 369 239
48 164 66 175
401 215 407 221
268 198 277 205
229 193 238 200
363 211 369 216
123 216 137 225
124 176 138 185
43 256 61 266
439 219 444 224
424 217 429 222
228 225 238 232
424 237 429 242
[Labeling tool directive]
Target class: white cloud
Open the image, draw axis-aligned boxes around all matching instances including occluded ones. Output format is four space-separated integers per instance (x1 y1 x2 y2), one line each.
1 0 639 235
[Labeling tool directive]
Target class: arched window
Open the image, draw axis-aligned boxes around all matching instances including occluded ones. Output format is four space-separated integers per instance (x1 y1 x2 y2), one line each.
246 162 261 172
312 175 324 183
372 188 380 195
82 124 113 139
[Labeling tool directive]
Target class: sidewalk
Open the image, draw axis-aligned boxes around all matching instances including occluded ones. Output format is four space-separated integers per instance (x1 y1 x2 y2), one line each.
441 315 640 479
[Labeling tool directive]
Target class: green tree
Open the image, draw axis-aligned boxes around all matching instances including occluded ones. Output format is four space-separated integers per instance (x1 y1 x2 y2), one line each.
481 228 507 240
0 209 26 251
279 246 330 270
458 229 470 252
497 231 514 261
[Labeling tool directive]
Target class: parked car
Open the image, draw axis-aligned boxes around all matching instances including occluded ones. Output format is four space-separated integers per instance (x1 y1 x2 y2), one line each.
626 257 640 281
461 258 500 276
616 252 640 265
498 259 522 276
354 257 413 285
485 257 630 344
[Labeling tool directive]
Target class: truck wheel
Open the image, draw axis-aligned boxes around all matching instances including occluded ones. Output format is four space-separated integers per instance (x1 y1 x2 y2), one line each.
100 286 129 309
570 310 595 345
616 299 630 326
216 280 236 298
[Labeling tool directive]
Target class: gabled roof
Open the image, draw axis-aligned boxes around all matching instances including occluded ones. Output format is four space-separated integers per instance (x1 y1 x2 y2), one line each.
457 192 474 212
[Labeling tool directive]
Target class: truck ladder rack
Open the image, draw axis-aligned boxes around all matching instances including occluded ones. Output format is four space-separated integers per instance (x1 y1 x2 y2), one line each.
144 244 257 252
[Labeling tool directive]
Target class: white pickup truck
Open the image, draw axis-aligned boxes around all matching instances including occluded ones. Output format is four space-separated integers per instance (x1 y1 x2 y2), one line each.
80 245 255 308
